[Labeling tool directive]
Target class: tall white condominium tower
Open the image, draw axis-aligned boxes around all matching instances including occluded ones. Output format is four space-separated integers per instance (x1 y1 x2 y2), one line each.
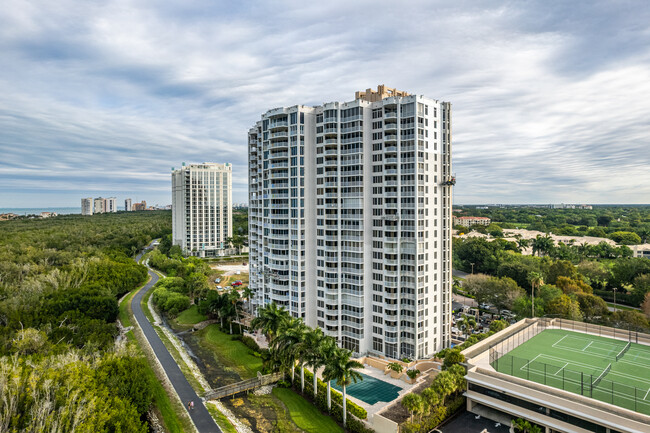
93 197 105 214
106 197 117 213
125 198 132 212
248 85 453 359
171 163 233 257
81 198 93 215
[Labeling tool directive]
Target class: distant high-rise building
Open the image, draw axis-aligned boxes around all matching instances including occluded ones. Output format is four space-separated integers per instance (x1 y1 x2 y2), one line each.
125 198 132 212
106 197 117 213
81 198 93 215
132 201 147 211
172 162 233 257
248 85 453 359
93 197 105 214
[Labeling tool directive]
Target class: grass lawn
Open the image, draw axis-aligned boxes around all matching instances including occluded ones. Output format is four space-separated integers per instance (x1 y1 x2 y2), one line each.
175 305 207 325
197 324 262 379
206 403 238 433
272 388 343 433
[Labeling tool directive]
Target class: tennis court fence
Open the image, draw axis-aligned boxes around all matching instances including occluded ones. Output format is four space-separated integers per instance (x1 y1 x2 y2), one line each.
492 353 650 415
488 317 650 366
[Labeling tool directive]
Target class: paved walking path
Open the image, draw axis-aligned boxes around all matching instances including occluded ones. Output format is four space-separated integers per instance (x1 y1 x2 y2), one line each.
134 248 221 433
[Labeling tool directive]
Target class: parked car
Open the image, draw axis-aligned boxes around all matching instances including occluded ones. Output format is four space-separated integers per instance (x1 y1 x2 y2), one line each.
216 285 223 290
235 271 241 275
214 278 221 283
232 280 243 286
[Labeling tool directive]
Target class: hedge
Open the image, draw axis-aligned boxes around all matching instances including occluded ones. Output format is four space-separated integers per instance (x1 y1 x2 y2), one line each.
301 369 367 420
241 335 260 352
303 382 374 433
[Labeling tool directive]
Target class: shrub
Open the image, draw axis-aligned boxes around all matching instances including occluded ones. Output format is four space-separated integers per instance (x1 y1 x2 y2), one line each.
242 335 260 351
301 369 368 420
406 369 420 380
387 362 404 373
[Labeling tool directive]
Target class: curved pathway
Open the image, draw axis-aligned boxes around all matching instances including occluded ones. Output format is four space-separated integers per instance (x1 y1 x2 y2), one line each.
134 247 221 433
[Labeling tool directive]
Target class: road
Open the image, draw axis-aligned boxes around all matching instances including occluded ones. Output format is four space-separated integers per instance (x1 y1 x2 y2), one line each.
452 269 477 307
134 247 221 433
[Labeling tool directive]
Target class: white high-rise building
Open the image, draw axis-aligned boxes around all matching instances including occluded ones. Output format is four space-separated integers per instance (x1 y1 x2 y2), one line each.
106 197 117 213
93 197 105 214
125 198 132 212
81 198 93 215
172 163 233 257
248 86 453 359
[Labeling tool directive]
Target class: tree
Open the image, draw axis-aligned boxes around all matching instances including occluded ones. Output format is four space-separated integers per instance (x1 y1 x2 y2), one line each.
532 235 554 257
241 286 254 313
575 292 609 321
388 362 405 373
597 215 612 227
442 348 465 370
577 261 611 290
545 294 582 320
555 276 593 295
401 393 425 423
546 261 576 285
430 370 457 403
228 289 243 334
489 319 508 333
458 314 477 338
272 317 307 382
642 292 650 318
528 272 544 317
301 327 325 394
322 348 363 426
631 274 650 306
251 302 290 342
609 231 642 245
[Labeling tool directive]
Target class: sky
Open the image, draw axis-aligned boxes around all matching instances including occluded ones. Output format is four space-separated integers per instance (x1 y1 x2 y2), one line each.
1 0 650 208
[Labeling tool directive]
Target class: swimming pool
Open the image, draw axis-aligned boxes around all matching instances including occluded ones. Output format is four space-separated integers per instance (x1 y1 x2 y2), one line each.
330 372 402 405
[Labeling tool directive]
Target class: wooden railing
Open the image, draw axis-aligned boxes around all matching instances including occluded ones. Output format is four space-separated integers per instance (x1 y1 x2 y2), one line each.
205 372 284 400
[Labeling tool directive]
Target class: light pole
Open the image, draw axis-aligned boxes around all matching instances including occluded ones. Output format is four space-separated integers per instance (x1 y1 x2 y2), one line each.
613 287 617 313
470 262 475 274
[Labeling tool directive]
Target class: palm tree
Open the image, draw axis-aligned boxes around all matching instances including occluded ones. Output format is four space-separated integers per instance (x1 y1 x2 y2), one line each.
458 314 477 339
303 328 329 397
251 302 290 342
241 286 254 314
229 289 243 334
272 317 307 383
319 337 338 410
401 393 425 423
532 234 554 257
322 348 364 427
528 272 544 317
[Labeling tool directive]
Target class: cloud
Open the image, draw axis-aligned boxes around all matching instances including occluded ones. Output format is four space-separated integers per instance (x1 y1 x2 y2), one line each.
1 0 649 207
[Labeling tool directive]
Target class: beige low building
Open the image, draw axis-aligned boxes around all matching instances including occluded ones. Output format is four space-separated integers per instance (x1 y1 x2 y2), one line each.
631 244 650 259
454 216 491 227
462 318 650 433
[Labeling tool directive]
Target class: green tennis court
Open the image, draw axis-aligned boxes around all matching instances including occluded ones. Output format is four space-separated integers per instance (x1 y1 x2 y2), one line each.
330 373 402 405
492 328 650 415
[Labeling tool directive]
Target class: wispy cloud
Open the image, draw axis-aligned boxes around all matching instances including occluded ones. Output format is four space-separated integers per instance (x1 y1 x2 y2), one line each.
1 0 649 207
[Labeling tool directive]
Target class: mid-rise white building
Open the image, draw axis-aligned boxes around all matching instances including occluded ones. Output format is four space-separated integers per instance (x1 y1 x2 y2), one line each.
248 85 453 359
106 197 117 213
93 197 105 214
125 198 132 212
172 163 233 257
81 197 93 215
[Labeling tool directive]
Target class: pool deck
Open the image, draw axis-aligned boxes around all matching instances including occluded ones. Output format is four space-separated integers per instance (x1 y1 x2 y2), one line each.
317 364 423 418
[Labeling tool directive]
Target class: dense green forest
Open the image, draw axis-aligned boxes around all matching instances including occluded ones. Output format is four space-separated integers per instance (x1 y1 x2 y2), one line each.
455 205 650 242
453 236 650 330
0 211 171 431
